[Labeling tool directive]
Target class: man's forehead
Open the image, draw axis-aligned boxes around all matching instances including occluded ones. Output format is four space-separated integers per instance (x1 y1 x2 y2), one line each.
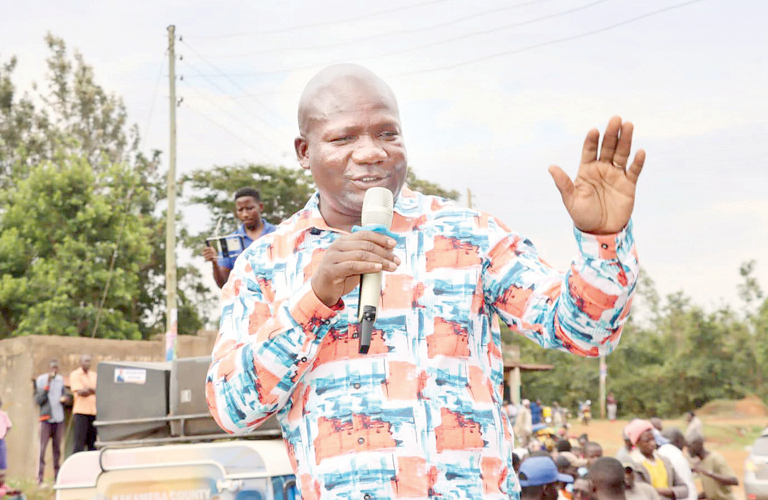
298 65 399 135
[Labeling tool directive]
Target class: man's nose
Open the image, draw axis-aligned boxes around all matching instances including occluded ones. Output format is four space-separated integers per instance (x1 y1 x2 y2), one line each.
352 135 387 164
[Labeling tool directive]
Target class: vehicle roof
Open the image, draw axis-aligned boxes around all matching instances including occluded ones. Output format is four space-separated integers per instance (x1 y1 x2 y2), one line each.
55 439 293 489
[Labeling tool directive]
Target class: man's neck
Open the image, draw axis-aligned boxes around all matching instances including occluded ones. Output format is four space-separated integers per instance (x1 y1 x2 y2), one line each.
596 492 625 500
244 218 264 238
317 199 361 233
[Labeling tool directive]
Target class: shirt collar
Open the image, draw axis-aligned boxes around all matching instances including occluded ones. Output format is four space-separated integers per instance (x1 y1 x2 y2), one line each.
297 186 425 235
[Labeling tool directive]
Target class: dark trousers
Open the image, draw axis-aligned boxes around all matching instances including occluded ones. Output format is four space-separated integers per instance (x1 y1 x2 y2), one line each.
73 413 97 453
39 420 63 483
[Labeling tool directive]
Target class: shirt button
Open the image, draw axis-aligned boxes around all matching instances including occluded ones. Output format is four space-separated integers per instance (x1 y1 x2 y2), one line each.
300 357 308 363
309 228 322 235
358 437 365 445
363 495 371 500
352 333 359 339
353 383 361 389
322 319 330 325
601 243 609 249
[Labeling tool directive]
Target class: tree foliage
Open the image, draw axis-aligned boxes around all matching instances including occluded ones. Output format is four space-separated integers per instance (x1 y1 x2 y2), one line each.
505 265 768 417
0 34 208 339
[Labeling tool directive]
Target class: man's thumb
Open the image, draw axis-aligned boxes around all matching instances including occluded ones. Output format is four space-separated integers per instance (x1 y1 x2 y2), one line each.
548 165 574 204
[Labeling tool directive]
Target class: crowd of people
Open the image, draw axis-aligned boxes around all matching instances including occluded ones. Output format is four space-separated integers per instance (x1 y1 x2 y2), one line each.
511 410 739 500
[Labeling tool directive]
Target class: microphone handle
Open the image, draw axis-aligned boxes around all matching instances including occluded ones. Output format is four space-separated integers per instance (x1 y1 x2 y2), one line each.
358 271 382 354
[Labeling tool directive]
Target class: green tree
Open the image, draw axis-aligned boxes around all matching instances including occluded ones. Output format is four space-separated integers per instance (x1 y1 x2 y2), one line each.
0 155 150 338
0 34 209 338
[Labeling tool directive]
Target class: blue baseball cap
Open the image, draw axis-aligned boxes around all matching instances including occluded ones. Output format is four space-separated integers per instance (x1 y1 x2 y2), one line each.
519 456 574 487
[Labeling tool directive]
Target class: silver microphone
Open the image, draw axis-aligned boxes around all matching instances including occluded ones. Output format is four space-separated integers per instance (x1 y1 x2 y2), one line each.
357 187 394 354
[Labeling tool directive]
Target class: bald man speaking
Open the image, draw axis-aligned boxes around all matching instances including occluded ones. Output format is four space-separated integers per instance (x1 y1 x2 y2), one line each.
206 65 645 499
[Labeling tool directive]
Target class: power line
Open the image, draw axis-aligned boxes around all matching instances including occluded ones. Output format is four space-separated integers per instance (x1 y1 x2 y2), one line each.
180 0 612 79
180 39 291 126
385 0 707 78
179 57 289 150
179 80 287 161
180 100 282 164
142 51 167 142
193 0 561 59
194 0 453 40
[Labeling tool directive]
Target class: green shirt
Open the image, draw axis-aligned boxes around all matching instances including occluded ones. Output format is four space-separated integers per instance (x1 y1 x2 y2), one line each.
700 451 736 500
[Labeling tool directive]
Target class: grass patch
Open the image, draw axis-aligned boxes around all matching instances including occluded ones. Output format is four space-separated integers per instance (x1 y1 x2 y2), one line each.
703 423 765 450
6 478 54 500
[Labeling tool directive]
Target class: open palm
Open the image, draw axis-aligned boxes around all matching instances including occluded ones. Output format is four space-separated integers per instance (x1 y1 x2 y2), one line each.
549 116 646 235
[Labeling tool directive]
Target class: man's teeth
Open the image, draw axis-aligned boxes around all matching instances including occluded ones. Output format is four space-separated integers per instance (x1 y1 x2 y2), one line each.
361 177 378 181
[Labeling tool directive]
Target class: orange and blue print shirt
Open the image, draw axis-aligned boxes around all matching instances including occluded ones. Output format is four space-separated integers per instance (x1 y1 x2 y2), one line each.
206 187 638 500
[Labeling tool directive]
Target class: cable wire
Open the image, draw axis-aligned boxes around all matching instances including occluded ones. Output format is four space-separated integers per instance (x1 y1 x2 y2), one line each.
180 58 289 150
181 0 611 79
142 51 167 142
385 0 707 78
179 80 287 161
195 0 453 40
180 40 291 126
181 99 281 163
195 0 560 59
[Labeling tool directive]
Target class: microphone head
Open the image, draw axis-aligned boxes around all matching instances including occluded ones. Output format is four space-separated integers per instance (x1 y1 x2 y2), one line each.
361 187 394 228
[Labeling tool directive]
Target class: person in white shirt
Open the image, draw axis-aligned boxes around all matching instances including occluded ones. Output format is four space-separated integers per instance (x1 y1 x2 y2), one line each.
659 427 697 500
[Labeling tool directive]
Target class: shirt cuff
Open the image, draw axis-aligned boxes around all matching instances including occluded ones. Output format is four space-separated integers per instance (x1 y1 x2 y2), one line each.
574 219 634 261
288 281 344 333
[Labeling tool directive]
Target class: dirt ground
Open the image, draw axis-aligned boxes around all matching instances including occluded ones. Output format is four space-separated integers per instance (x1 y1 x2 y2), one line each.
567 416 768 500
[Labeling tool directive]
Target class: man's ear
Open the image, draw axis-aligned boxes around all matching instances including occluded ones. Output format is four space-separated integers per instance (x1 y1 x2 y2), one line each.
295 136 310 170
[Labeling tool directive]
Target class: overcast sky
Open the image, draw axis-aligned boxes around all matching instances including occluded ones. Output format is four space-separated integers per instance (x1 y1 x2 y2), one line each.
2 0 766 316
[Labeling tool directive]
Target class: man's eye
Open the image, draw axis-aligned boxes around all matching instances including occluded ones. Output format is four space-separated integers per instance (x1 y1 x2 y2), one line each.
332 136 352 142
381 131 398 139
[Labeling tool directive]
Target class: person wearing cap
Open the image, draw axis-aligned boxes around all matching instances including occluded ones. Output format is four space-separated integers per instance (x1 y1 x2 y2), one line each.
627 420 689 500
622 460 661 500
589 457 628 500
520 456 574 500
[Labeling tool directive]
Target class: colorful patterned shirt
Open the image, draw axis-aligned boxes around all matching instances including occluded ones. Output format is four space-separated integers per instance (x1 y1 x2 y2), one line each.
206 187 639 500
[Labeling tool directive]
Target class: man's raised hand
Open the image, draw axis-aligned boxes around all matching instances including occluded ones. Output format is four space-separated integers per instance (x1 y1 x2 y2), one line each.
311 231 400 307
548 116 646 235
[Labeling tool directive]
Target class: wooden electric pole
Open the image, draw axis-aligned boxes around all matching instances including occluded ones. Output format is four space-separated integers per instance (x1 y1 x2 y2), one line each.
467 188 473 209
165 25 178 361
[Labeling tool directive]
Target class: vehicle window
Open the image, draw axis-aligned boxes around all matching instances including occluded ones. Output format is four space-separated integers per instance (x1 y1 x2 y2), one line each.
753 437 768 455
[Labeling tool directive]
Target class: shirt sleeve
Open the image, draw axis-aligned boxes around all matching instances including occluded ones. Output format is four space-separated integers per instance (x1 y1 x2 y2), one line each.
205 248 344 435
483 218 638 356
69 371 83 392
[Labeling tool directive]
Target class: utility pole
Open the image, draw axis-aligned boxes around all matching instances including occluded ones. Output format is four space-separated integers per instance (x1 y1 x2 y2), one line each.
599 356 607 419
467 188 473 209
164 25 178 362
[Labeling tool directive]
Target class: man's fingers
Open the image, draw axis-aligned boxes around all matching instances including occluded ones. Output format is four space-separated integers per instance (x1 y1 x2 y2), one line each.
333 239 401 265
345 230 397 249
548 165 575 208
581 128 600 165
626 149 646 184
612 121 634 168
343 260 384 275
598 116 622 164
